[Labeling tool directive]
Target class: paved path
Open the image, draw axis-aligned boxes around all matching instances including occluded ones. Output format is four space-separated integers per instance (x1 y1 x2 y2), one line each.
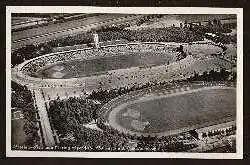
33 89 55 146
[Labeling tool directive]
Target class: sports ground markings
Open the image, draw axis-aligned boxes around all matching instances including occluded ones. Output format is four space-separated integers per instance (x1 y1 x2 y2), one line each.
52 65 65 71
122 108 140 119
131 120 150 131
107 85 236 137
51 72 66 78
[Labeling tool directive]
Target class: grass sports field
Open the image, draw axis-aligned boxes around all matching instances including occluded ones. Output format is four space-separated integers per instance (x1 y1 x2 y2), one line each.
35 51 175 79
107 86 236 136
11 118 27 145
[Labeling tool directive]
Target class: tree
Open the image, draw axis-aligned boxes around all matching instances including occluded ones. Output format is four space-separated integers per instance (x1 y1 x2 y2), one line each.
217 20 222 27
213 19 218 26
208 20 212 27
184 20 188 27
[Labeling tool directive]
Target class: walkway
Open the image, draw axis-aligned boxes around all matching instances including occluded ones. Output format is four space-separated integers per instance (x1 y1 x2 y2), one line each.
33 89 55 146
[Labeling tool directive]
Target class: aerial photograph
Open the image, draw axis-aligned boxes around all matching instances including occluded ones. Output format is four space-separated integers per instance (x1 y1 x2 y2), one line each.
9 11 238 154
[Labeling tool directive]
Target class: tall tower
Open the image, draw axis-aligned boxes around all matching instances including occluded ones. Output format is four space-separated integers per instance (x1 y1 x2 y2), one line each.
93 33 100 49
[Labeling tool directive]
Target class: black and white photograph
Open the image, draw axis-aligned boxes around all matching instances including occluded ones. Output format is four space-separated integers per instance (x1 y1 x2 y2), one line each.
6 6 243 158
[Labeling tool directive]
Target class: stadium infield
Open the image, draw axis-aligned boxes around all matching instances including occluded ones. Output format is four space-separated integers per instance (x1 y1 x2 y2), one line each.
34 51 175 79
106 86 236 137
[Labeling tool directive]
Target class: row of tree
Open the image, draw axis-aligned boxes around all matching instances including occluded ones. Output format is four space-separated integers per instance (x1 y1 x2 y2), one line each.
189 21 236 44
187 69 236 82
87 68 236 106
11 43 53 67
11 81 40 146
48 97 99 137
11 25 203 67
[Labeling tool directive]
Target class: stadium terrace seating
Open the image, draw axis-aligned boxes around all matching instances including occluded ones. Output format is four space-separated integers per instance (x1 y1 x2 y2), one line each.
20 42 179 75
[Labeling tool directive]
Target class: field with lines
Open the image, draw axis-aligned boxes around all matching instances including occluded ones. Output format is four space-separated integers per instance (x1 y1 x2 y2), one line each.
107 87 236 136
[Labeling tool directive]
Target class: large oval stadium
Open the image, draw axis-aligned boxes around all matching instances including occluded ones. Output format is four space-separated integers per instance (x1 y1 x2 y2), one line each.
12 41 230 90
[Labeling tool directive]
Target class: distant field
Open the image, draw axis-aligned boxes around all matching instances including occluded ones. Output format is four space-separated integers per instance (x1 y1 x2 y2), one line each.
11 14 141 51
12 14 130 41
108 87 236 136
34 51 175 79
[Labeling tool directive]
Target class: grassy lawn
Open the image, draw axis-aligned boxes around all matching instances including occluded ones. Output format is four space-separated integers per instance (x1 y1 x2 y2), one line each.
116 88 236 134
35 51 175 79
11 118 27 145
